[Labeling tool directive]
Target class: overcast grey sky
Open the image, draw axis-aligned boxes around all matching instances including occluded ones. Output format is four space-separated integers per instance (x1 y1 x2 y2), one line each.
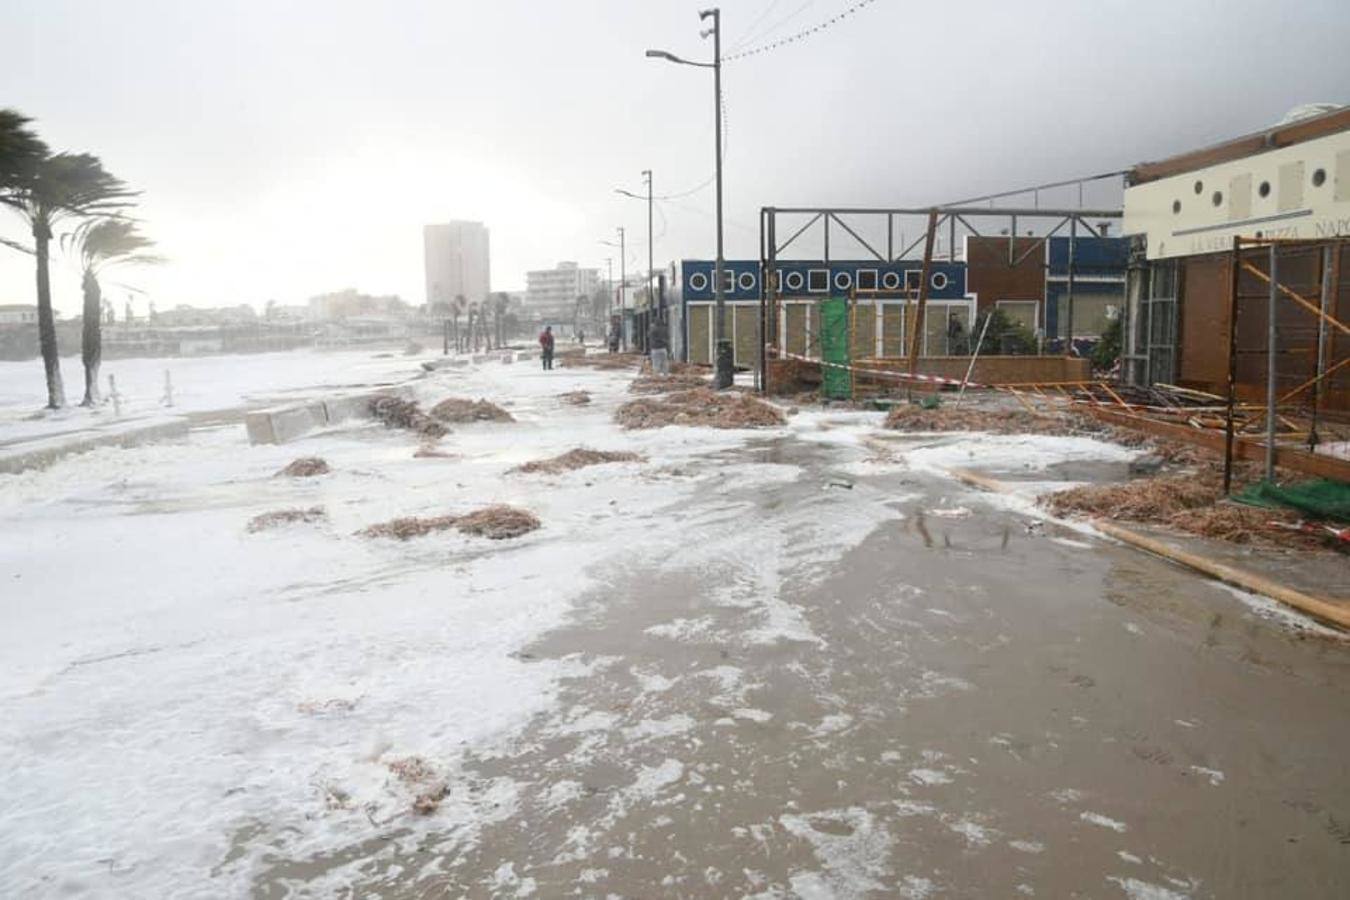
3 0 1348 315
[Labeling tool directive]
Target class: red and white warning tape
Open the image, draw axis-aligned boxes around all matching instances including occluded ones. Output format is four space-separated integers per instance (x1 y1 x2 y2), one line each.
775 350 986 389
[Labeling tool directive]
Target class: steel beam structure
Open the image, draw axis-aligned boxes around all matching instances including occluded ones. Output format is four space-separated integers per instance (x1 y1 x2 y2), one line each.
758 204 1126 392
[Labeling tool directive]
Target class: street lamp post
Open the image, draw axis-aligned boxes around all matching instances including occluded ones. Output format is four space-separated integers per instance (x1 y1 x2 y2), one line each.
598 229 628 351
644 170 654 322
647 7 732 389
616 168 656 348
618 227 626 350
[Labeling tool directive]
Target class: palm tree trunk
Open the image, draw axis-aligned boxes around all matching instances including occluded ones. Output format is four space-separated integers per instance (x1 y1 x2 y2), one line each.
33 226 65 409
80 270 102 406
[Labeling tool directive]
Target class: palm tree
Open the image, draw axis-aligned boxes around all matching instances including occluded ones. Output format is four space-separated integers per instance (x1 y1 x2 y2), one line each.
61 219 160 405
1 152 135 408
0 109 47 255
494 292 511 347
466 301 480 352
452 294 466 352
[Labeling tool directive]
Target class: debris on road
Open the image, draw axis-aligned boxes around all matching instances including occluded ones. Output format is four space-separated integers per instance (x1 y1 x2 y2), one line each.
247 507 327 533
885 405 1079 435
454 504 541 539
387 756 435 783
640 357 704 376
412 446 457 459
276 456 330 477
369 396 448 439
412 784 449 815
430 397 515 423
357 514 460 540
512 447 644 475
616 388 786 430
1042 466 1318 548
1044 473 1219 521
560 352 642 370
628 373 709 394
1166 504 1299 545
558 390 592 406
357 505 540 541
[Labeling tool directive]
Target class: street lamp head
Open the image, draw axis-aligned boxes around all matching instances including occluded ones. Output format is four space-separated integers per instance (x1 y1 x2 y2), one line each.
698 8 718 21
645 49 679 62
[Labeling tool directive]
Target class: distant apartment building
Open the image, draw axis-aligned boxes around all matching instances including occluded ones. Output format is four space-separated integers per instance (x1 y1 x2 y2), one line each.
525 261 599 323
307 289 409 321
424 221 491 307
0 304 38 326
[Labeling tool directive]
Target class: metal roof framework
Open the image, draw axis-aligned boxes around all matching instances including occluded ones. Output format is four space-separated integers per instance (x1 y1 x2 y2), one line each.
755 204 1125 392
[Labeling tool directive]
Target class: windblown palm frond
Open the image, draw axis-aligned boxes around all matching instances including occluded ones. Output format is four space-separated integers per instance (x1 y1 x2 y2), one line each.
62 218 163 275
1 153 138 235
0 109 47 185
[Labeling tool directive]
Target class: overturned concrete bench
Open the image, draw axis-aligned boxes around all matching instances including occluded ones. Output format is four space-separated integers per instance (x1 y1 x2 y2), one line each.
244 387 414 445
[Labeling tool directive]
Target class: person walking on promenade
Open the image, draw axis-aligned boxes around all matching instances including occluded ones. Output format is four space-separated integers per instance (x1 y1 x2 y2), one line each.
539 325 555 370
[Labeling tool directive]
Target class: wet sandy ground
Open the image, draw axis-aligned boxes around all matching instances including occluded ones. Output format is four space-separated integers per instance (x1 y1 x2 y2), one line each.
256 432 1350 898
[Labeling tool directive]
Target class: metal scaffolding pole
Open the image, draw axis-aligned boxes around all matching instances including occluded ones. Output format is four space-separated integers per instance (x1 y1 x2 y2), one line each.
1223 237 1241 494
1265 244 1278 482
1311 244 1334 448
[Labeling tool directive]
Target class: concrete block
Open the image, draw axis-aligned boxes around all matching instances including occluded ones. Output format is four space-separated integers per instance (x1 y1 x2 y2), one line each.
322 395 368 424
245 402 328 445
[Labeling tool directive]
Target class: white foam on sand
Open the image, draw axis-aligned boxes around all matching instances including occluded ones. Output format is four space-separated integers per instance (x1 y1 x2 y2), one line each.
1080 811 1129 832
0 358 776 896
780 807 894 899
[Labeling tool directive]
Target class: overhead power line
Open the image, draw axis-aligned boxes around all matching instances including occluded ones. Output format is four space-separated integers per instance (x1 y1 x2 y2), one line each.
733 0 816 50
724 0 880 62
730 0 787 50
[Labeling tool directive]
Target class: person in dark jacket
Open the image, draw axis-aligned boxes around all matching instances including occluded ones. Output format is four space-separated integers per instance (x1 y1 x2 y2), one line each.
539 325 555 370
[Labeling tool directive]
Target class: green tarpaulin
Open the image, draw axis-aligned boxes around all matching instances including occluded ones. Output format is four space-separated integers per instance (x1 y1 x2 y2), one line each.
819 297 851 400
1233 479 1350 521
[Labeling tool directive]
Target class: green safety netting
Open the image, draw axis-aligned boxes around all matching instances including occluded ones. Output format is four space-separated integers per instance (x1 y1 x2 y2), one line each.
1233 479 1350 521
819 297 852 400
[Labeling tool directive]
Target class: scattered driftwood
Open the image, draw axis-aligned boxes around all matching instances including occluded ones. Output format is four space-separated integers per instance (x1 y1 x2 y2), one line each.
558 390 592 406
628 373 708 394
430 397 514 423
640 357 704 376
885 406 1080 435
276 457 330 477
387 756 435 783
615 388 786 430
1165 504 1300 545
247 507 326 533
1041 464 1316 548
512 447 644 475
357 505 539 541
454 505 541 540
412 784 449 815
369 396 447 439
561 353 642 370
1044 474 1220 521
357 515 460 540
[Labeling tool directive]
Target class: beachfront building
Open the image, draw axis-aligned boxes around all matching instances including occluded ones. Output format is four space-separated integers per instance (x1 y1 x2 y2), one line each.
525 261 599 326
424 221 491 307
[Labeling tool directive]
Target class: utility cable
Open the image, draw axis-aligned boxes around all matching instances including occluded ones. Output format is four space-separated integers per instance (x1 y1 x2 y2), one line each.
724 0 879 62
